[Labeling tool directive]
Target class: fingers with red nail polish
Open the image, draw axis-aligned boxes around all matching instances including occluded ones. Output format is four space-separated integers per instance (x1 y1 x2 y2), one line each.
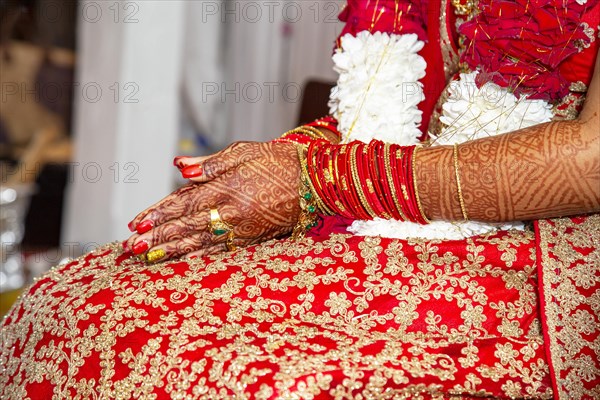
181 164 203 179
136 220 154 234
133 240 149 255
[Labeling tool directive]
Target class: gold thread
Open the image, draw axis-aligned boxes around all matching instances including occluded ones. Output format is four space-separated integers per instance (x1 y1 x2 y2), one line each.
453 144 469 221
345 41 393 138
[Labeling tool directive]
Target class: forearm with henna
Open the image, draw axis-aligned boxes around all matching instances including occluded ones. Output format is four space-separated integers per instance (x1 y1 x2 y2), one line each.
416 119 600 222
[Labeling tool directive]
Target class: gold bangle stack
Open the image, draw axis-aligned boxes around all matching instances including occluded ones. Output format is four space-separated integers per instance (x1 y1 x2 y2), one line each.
453 143 469 221
412 146 431 223
305 149 334 216
292 145 325 240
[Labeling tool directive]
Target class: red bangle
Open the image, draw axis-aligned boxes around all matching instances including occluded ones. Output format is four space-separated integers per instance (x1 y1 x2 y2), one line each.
326 146 350 216
375 141 401 219
317 144 348 216
391 144 416 222
302 139 429 223
350 142 377 219
333 145 355 217
305 116 340 138
404 146 428 224
306 141 331 213
404 146 418 221
272 133 313 146
359 141 390 219
339 143 368 219
376 142 401 220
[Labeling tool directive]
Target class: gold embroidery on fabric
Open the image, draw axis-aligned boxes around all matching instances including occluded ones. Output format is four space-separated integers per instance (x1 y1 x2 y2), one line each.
579 22 595 49
552 82 588 121
1 230 553 398
538 215 600 400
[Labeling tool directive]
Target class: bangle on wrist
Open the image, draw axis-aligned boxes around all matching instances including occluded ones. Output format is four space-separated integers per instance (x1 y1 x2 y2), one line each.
292 145 321 240
301 140 431 224
453 143 469 221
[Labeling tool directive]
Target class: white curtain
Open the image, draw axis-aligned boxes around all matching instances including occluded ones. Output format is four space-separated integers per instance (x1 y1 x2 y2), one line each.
64 1 186 246
181 0 344 148
64 0 344 245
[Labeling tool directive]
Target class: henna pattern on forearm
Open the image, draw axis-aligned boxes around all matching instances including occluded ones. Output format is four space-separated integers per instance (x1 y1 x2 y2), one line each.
415 145 462 221
417 120 600 222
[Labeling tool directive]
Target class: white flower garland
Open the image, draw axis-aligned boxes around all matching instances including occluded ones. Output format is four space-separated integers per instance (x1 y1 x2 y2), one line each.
330 31 554 240
329 31 426 145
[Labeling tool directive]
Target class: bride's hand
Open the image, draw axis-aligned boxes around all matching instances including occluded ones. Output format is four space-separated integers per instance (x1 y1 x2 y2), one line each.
123 141 302 261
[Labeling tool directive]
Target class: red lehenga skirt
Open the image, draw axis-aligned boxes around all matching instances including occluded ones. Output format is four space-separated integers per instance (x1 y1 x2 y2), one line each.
1 215 598 399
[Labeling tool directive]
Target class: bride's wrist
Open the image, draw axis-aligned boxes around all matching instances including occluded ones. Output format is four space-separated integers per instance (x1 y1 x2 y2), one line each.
303 140 431 224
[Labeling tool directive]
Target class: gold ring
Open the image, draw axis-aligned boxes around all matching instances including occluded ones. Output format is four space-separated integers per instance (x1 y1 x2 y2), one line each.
209 208 233 236
209 208 237 252
226 231 237 252
146 248 166 263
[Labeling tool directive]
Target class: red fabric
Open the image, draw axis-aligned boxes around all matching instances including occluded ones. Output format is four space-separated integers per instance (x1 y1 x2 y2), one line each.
417 0 447 138
1 1 598 398
535 215 600 400
2 230 552 398
337 0 428 44
460 0 599 101
559 0 600 87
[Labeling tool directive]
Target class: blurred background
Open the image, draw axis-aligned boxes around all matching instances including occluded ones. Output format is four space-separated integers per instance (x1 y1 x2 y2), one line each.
0 0 343 314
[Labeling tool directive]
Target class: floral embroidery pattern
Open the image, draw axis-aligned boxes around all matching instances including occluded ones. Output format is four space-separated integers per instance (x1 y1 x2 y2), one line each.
1 230 553 398
537 214 600 400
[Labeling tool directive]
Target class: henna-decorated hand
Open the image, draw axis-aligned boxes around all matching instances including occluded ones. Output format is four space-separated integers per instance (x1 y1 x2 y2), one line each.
123 141 302 261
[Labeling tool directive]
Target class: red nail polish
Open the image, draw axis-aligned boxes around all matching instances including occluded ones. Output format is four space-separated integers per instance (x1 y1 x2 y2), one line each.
122 240 129 251
189 255 198 260
136 220 154 234
181 164 203 179
127 220 135 232
133 240 149 255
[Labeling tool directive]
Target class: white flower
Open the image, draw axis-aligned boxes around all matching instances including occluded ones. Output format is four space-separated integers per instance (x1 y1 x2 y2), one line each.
348 218 526 241
432 72 553 145
329 31 426 145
